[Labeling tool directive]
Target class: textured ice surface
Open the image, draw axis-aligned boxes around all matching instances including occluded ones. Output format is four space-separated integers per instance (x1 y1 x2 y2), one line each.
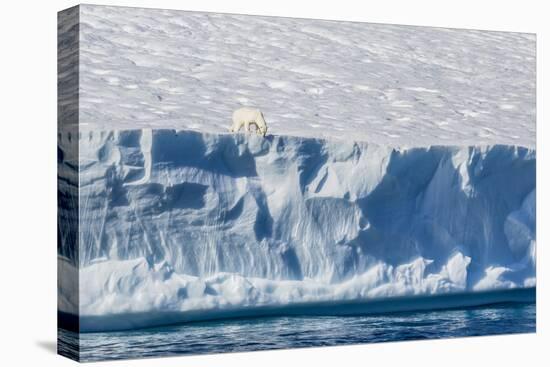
71 5 535 147
58 130 535 330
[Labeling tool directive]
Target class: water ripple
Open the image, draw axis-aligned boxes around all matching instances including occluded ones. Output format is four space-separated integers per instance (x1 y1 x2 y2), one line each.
59 303 535 362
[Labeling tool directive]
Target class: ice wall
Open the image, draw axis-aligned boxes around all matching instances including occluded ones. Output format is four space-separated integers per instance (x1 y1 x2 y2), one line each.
57 129 535 331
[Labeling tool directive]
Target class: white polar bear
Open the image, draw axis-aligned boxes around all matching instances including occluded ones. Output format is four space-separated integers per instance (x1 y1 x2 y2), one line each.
230 107 268 137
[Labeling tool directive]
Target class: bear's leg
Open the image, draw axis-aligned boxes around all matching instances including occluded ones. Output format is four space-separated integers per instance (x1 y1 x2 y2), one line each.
248 122 257 134
255 124 263 136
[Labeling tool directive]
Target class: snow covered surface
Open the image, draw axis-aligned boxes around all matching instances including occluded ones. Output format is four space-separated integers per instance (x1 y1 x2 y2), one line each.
57 5 536 332
71 5 535 147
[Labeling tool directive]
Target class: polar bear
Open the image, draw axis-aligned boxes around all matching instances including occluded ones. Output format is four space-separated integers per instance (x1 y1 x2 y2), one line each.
230 107 268 137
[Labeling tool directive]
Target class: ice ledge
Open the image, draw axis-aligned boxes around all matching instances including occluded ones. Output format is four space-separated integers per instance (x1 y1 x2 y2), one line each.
70 286 535 332
68 126 536 151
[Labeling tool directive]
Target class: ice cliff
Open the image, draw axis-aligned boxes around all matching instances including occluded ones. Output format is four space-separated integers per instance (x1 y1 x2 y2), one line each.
58 128 535 331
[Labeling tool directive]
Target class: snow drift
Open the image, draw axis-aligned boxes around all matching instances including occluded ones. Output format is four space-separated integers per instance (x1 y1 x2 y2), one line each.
57 128 535 331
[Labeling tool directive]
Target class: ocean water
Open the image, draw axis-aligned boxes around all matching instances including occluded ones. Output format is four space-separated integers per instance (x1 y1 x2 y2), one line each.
59 302 535 362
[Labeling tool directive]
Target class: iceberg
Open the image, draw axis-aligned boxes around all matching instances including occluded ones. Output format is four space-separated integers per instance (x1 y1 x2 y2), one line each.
57 5 536 333
58 129 535 332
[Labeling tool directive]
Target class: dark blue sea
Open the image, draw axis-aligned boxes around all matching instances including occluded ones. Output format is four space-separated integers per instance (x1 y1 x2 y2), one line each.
59 302 535 362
